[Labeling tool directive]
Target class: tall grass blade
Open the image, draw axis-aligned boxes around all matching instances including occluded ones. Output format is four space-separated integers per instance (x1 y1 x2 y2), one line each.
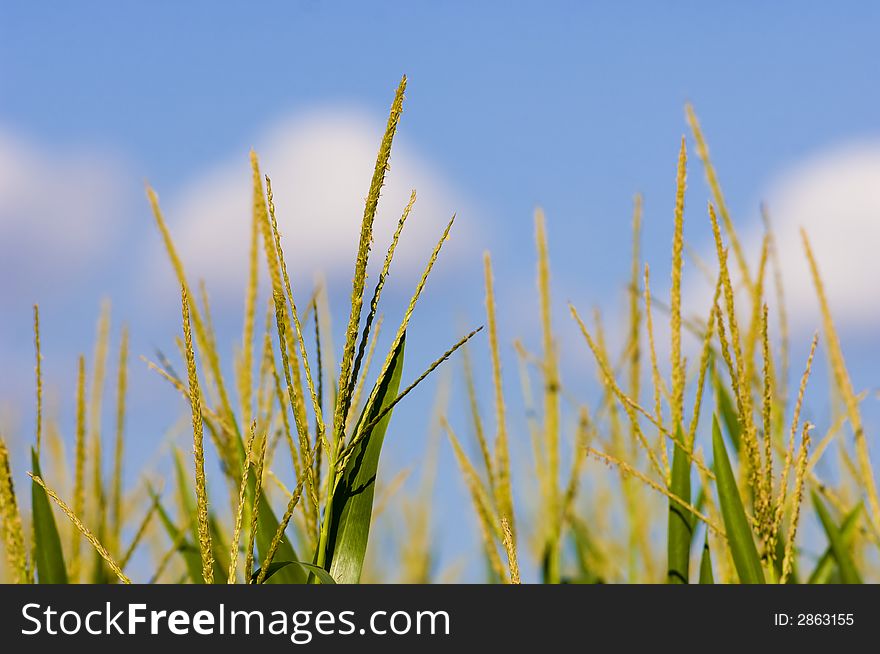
807 503 861 584
667 425 692 583
699 536 714 584
712 416 764 583
30 449 68 583
150 487 202 584
812 492 861 584
326 336 405 584
713 366 741 454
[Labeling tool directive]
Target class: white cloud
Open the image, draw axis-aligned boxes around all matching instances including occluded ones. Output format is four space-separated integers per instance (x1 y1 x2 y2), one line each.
684 141 880 334
0 128 125 299
758 142 880 329
150 109 477 300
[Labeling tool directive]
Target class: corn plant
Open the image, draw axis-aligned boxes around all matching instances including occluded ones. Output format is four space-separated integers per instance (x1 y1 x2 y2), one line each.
0 76 479 584
445 107 878 585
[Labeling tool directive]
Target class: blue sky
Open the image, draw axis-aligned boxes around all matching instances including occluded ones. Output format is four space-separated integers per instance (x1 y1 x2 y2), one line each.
2 2 879 581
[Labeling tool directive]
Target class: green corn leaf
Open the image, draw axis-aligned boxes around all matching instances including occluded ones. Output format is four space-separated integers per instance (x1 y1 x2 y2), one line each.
699 536 714 584
172 449 198 538
812 493 862 585
31 448 68 584
209 513 230 582
771 526 799 584
713 371 741 454
172 449 226 583
149 486 203 584
252 561 336 585
254 493 306 584
91 549 111 584
175 438 304 585
569 516 603 584
712 416 764 584
326 335 405 584
228 426 305 585
694 486 706 513
667 425 692 584
807 503 861 584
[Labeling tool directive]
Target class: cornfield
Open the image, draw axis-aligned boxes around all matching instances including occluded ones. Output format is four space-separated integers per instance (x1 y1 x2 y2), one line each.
1 77 876 585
